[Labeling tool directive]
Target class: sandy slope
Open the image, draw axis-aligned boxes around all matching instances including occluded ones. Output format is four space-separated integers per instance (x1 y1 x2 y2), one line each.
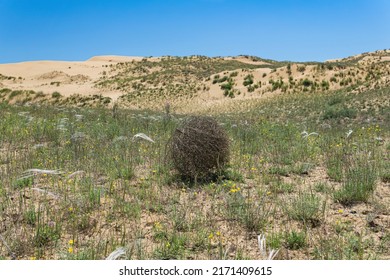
0 56 130 99
1 51 389 111
0 55 167 101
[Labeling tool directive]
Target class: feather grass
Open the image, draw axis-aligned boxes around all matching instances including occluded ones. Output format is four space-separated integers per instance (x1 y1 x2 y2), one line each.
106 247 126 260
132 133 155 143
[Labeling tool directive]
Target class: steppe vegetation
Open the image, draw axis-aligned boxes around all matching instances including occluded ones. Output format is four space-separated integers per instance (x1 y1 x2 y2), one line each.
1 50 390 112
0 50 389 260
0 85 389 260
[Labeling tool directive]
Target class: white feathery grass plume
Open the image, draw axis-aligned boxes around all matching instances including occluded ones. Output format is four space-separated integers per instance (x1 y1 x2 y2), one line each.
132 133 155 143
25 169 63 175
301 130 319 139
17 112 29 117
57 117 69 131
18 169 63 180
33 143 46 149
71 132 86 142
31 188 60 199
67 170 85 178
106 247 126 260
0 234 15 260
346 129 353 138
56 124 67 131
74 114 84 121
148 116 159 121
258 234 279 260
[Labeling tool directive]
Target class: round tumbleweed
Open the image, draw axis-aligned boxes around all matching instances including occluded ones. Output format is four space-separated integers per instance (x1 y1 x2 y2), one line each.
170 116 230 180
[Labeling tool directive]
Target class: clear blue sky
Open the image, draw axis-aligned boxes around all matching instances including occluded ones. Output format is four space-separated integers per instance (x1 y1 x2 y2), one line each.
0 0 389 63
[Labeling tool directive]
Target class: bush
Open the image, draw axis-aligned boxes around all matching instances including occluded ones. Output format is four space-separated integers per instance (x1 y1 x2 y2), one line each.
243 74 254 86
52 91 62 98
322 106 357 120
334 160 377 205
302 78 313 87
169 116 230 180
284 193 321 225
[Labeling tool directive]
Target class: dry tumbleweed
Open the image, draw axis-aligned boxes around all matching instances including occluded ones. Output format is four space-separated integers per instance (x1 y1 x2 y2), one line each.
169 116 230 180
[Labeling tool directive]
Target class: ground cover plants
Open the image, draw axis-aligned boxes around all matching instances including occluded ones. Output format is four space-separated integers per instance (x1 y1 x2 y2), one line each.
0 84 389 260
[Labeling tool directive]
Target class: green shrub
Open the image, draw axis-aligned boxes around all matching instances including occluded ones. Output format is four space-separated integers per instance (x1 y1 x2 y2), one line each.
334 161 377 205
243 74 254 86
285 193 321 224
286 231 306 250
52 91 62 99
302 78 313 87
322 106 357 120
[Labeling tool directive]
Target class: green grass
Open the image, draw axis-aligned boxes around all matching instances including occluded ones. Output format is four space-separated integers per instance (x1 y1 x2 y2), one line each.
334 159 378 205
0 86 389 260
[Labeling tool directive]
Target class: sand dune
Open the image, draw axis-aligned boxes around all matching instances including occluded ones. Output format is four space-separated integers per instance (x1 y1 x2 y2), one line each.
1 51 389 110
0 57 119 98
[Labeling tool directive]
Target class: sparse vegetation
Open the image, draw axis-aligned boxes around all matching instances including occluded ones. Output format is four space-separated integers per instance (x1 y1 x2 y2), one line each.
0 51 389 260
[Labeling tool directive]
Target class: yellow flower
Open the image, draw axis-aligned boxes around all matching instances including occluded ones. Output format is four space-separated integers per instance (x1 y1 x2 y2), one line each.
68 247 74 254
266 191 272 195
165 242 170 248
68 239 74 246
208 233 214 239
29 256 36 260
154 222 162 230
216 231 221 236
68 207 73 212
338 209 344 214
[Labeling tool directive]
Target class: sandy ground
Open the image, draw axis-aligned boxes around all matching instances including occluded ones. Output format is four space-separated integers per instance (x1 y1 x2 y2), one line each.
0 56 142 100
1 51 389 111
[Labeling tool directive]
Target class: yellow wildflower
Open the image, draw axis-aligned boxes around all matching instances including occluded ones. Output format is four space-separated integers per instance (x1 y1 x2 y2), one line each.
154 222 162 230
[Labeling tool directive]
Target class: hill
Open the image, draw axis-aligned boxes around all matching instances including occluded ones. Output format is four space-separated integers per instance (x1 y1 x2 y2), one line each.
1 50 389 113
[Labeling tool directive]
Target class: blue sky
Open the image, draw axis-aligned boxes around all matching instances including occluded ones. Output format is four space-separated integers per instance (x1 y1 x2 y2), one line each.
0 0 389 63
